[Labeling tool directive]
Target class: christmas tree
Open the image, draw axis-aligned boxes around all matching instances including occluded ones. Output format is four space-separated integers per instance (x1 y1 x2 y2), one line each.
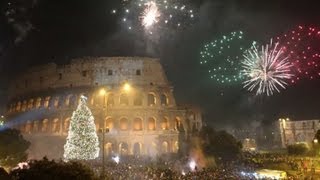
63 95 100 161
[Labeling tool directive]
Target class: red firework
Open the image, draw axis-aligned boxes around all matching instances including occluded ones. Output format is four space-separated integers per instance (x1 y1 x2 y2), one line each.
275 25 320 84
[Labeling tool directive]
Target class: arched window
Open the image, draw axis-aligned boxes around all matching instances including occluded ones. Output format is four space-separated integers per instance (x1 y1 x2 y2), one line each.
41 119 49 132
119 94 129 106
148 93 156 106
27 99 34 109
148 117 156 130
44 96 50 108
133 118 143 131
107 93 115 106
161 117 169 130
33 121 39 132
35 98 41 108
120 118 128 130
160 94 168 106
64 118 70 132
105 143 113 156
52 118 60 133
173 141 179 153
53 97 59 108
133 93 143 106
25 121 32 133
119 142 129 155
16 101 21 111
69 95 77 107
58 96 64 108
105 118 114 131
162 141 169 153
21 100 27 111
133 142 141 155
175 117 182 130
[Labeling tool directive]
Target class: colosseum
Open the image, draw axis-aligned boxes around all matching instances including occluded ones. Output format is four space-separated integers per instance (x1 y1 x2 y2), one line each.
5 57 202 160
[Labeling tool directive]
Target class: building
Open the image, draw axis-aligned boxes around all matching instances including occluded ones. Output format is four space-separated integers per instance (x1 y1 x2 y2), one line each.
5 57 202 159
278 118 320 147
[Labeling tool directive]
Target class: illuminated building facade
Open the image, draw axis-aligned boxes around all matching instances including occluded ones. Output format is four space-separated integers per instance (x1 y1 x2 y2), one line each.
5 57 202 159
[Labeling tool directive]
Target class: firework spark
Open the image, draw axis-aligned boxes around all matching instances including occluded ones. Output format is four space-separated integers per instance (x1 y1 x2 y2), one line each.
141 1 160 28
242 40 293 96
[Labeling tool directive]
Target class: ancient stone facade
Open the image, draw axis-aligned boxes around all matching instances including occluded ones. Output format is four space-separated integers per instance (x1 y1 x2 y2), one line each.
278 118 320 147
5 57 202 159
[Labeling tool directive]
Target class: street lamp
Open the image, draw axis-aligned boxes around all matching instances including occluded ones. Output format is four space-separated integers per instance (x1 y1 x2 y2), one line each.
314 139 318 144
98 87 109 179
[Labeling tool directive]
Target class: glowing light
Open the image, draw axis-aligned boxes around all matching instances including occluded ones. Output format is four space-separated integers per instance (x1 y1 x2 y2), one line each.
242 39 293 96
141 1 160 28
189 160 196 171
123 83 131 92
99 88 107 96
112 155 120 164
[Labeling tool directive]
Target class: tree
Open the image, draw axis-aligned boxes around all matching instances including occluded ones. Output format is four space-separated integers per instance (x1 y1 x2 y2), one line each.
287 143 309 155
0 129 30 168
10 157 97 180
63 95 100 161
200 126 242 161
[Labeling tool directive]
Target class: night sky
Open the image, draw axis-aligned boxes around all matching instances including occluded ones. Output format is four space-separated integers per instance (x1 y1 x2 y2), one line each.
0 0 320 128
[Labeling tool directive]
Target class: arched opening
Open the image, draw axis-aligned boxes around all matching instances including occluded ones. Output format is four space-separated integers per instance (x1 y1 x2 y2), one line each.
133 92 143 106
173 141 179 153
120 118 128 130
35 98 41 108
25 121 32 133
21 100 27 111
69 95 77 107
64 118 70 132
161 141 169 153
27 99 34 109
33 121 39 132
52 118 60 133
105 118 114 131
58 96 64 108
160 94 168 106
119 142 129 155
133 142 141 156
16 101 21 111
161 117 169 130
53 97 59 108
105 143 113 156
95 121 100 132
133 118 143 131
147 142 157 157
107 93 115 106
49 97 55 109
148 117 156 130
44 96 50 108
119 93 129 106
147 93 156 106
175 117 183 131
41 119 49 132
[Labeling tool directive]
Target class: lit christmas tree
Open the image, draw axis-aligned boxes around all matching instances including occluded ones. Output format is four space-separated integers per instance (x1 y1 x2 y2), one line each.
63 95 100 161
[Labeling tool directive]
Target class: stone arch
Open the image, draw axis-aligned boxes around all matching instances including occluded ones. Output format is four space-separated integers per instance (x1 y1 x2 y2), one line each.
105 143 113 156
161 141 169 153
53 97 59 108
133 118 143 131
133 142 142 156
44 96 50 108
107 93 115 106
161 117 169 130
95 121 100 132
64 118 71 133
175 117 182 130
25 121 32 133
173 141 179 153
105 117 114 131
35 97 41 108
27 99 34 109
133 92 143 106
41 119 49 132
69 95 77 107
52 118 60 133
148 117 156 130
119 142 129 155
119 93 129 106
16 101 21 111
58 96 64 108
147 142 158 157
119 117 129 130
147 93 156 106
160 93 169 106
33 121 39 132
21 100 27 111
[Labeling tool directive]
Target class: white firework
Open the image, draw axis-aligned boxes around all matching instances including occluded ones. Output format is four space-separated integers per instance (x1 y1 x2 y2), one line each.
141 1 160 29
242 40 293 96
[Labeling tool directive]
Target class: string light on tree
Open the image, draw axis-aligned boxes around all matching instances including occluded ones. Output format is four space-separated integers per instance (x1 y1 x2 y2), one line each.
200 31 256 85
63 95 100 161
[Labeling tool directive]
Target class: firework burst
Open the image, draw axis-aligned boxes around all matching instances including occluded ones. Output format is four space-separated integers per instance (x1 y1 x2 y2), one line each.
242 40 294 96
141 1 160 28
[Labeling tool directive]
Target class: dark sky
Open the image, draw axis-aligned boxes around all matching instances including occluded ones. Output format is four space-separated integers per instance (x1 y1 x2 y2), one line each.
0 0 320 128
